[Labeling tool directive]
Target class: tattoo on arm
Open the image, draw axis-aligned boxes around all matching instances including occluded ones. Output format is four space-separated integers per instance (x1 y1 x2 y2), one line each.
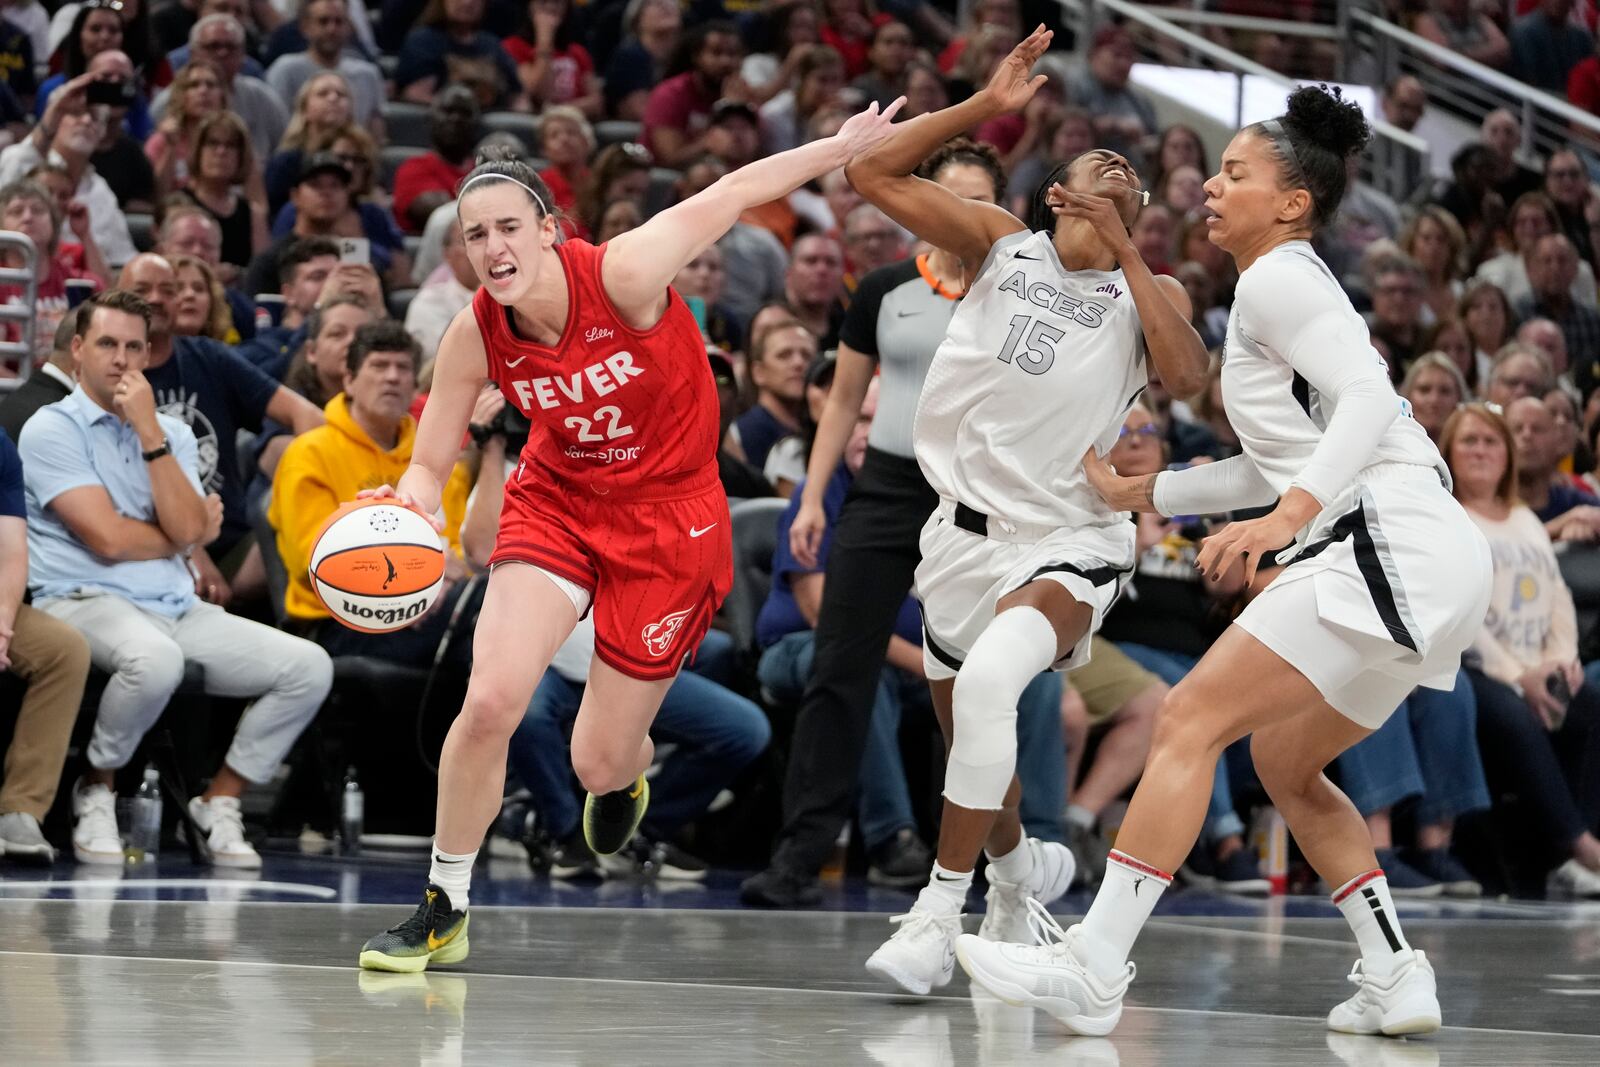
1137 475 1158 511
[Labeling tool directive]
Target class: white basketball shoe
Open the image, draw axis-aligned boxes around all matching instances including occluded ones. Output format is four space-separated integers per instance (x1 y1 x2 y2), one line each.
1325 950 1442 1036
978 838 1077 943
955 900 1135 1036
865 907 963 995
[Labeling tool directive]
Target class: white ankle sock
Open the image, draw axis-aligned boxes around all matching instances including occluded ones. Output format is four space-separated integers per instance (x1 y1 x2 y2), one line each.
985 837 1035 884
428 845 477 910
1077 849 1172 983
1065 804 1096 831
1333 870 1410 973
916 862 972 915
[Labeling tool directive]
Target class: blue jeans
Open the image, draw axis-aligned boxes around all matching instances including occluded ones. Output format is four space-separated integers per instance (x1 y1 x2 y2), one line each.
508 648 771 840
758 631 1066 850
1335 669 1490 825
1118 642 1246 844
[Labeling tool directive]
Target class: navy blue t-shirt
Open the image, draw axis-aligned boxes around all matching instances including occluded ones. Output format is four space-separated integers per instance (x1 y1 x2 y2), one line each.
1535 481 1600 524
755 466 922 648
144 337 280 556
394 27 519 108
0 427 24 519
733 404 792 472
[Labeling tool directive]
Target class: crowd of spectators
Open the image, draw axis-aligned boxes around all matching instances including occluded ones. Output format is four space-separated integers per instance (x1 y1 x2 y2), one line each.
0 0 1593 903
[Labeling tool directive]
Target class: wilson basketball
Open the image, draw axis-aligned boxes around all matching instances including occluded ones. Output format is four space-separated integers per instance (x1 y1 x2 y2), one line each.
310 500 446 633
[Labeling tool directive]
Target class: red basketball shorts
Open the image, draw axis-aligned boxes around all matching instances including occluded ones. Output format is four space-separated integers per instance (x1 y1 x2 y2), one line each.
489 476 733 681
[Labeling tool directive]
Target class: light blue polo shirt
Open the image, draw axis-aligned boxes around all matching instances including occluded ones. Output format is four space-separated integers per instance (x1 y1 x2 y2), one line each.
18 386 202 617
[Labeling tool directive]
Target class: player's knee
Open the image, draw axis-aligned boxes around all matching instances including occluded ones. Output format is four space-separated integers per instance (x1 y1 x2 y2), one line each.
571 744 632 796
1250 731 1314 800
1150 682 1228 759
459 681 529 742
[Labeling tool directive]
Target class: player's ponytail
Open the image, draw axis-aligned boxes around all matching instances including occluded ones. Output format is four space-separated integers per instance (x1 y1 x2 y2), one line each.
457 146 557 222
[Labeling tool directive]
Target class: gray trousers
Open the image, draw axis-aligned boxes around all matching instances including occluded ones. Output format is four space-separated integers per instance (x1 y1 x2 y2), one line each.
36 593 333 784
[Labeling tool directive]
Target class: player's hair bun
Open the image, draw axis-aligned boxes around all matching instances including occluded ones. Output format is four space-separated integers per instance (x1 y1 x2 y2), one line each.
1283 84 1370 160
475 143 526 167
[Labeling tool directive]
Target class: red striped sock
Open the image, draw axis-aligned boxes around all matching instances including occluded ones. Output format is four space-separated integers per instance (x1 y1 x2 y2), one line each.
1077 850 1172 982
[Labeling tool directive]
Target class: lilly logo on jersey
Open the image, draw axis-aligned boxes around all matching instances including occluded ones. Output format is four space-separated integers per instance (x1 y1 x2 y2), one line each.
585 326 615 343
642 608 693 658
509 351 645 412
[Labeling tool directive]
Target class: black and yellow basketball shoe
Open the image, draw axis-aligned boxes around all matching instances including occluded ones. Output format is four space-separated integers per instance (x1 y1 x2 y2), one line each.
582 775 650 855
358 885 470 973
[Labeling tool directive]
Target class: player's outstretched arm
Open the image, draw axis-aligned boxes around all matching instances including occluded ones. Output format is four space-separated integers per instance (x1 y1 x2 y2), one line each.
380 306 490 523
600 99 904 321
843 26 1053 267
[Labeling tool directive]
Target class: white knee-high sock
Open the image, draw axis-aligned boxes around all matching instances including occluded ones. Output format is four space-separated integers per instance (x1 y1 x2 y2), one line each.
1077 849 1173 983
945 606 1059 811
1333 869 1411 973
428 845 477 910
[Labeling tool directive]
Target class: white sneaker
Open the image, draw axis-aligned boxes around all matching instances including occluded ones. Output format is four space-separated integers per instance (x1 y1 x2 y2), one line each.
955 900 1134 1036
72 780 124 865
1548 858 1600 899
864 907 962 995
188 795 261 869
0 811 56 864
1325 950 1442 1036
979 838 1077 943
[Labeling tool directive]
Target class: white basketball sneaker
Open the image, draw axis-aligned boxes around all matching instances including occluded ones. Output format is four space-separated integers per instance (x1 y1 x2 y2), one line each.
1325 950 1442 1036
955 900 1135 1036
979 838 1077 944
864 907 963 995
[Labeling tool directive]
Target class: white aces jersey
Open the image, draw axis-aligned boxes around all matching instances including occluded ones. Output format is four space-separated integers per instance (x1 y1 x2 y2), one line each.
913 229 1148 529
1222 241 1448 501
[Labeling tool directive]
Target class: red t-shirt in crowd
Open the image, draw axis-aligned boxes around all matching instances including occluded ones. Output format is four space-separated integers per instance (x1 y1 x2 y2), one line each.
539 165 590 239
501 38 595 105
641 72 717 155
820 16 890 79
392 152 474 234
1571 56 1600 113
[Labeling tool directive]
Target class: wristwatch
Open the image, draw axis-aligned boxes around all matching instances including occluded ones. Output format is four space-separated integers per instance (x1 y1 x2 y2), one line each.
142 438 171 462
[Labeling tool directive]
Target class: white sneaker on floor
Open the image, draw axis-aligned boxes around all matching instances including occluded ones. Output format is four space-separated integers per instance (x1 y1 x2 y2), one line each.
1548 858 1600 898
955 900 1134 1037
1326 950 1441 1036
71 780 124 865
188 795 261 869
864 907 962 995
0 811 56 864
979 838 1077 943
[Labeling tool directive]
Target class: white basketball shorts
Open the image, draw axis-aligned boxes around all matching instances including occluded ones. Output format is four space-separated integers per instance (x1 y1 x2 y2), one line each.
915 500 1135 682
1235 465 1492 729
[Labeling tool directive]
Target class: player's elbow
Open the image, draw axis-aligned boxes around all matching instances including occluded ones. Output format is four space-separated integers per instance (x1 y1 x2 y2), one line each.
1157 360 1208 401
844 155 888 194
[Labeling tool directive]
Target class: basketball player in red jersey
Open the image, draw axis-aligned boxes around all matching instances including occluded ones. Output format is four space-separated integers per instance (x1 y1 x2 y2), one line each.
356 99 906 972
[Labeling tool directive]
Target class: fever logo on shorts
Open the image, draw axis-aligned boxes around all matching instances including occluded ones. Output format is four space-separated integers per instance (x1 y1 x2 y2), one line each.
642 608 693 658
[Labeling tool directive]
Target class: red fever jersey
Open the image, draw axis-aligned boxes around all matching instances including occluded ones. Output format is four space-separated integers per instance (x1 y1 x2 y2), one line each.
475 238 732 680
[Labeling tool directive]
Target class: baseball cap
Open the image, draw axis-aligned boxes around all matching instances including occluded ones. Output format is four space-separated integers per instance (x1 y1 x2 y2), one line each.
298 151 352 185
711 98 759 126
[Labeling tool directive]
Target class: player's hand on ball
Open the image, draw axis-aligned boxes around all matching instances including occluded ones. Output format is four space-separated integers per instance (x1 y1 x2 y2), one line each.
357 485 445 532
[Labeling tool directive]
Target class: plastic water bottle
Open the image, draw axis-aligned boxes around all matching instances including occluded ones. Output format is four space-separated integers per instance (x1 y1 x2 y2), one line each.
129 765 162 860
340 767 364 856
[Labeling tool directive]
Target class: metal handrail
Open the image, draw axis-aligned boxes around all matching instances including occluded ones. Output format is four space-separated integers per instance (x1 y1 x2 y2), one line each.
0 228 38 388
1057 0 1429 197
1144 7 1342 42
1346 6 1600 158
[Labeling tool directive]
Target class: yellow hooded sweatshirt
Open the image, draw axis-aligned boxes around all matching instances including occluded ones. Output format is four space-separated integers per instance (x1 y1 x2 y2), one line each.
270 393 471 622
